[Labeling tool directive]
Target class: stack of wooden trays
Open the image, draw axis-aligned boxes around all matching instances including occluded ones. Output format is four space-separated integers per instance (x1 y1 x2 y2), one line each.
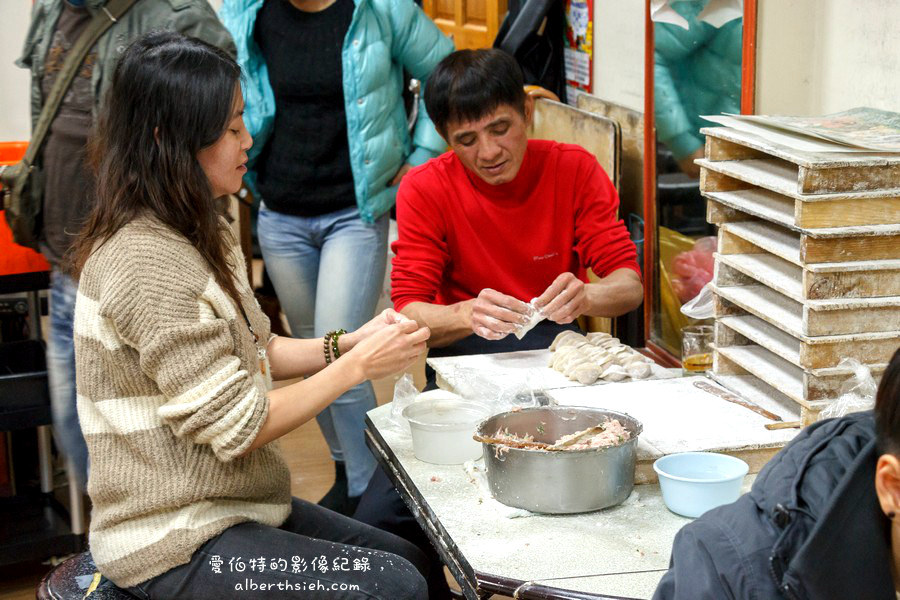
698 126 900 425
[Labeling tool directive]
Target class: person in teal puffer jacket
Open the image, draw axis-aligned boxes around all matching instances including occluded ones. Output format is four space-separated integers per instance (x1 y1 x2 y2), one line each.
220 0 453 516
654 0 742 177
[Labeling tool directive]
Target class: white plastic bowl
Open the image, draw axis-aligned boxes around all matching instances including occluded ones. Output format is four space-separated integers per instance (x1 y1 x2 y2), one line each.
653 452 749 518
402 392 489 465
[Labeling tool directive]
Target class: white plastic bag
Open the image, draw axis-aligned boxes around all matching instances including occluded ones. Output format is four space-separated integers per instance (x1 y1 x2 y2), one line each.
819 358 879 420
680 283 715 320
387 373 419 437
449 365 548 413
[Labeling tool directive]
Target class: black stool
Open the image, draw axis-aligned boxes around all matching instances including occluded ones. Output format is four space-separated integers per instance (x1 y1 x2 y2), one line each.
36 551 136 599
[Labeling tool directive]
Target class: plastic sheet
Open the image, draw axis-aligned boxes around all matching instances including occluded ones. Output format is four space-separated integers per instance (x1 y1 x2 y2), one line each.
386 369 549 438
680 283 715 320
387 373 420 438
444 365 549 414
819 358 879 420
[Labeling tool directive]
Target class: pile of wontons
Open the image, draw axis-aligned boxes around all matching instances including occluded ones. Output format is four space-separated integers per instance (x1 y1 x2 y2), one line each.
549 331 653 385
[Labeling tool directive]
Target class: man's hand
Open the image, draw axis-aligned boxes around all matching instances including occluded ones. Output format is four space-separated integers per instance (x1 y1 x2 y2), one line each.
471 288 530 340
535 272 589 324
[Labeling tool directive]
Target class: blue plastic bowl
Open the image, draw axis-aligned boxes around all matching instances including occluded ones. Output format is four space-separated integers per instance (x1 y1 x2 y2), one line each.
653 452 749 518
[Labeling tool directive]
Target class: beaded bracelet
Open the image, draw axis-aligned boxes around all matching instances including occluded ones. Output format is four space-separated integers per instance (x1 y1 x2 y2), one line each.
324 329 347 364
330 328 347 359
323 333 334 365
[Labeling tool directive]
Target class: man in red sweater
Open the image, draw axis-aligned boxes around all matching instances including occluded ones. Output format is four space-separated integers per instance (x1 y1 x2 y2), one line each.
391 48 643 360
355 50 643 595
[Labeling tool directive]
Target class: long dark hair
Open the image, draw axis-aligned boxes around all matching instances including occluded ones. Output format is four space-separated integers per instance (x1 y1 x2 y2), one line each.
71 31 243 305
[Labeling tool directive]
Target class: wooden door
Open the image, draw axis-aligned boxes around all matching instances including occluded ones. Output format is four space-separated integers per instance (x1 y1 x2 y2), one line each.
423 0 508 50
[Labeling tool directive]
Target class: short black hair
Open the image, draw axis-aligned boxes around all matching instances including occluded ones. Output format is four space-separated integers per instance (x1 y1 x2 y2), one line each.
876 348 900 455
424 48 526 137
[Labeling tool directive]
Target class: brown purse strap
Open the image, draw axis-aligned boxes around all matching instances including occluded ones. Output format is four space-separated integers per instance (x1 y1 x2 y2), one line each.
23 0 138 168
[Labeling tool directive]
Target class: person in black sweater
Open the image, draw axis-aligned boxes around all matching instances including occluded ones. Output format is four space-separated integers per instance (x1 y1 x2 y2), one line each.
223 0 453 516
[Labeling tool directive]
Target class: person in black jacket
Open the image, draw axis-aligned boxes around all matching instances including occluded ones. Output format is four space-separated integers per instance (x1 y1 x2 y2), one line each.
654 347 900 600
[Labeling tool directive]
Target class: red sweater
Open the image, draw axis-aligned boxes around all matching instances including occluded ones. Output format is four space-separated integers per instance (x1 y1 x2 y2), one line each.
391 139 640 311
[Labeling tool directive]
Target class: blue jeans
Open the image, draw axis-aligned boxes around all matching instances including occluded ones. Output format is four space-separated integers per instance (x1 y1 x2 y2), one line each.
258 204 389 497
46 269 88 489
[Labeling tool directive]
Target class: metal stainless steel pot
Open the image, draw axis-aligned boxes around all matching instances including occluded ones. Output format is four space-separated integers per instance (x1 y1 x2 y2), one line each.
475 406 643 514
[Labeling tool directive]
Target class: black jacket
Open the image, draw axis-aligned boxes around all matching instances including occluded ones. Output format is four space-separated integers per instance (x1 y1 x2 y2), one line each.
653 412 894 600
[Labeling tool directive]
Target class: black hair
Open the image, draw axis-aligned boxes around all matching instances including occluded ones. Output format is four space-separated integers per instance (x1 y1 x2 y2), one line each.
876 348 900 455
72 30 243 305
424 48 526 137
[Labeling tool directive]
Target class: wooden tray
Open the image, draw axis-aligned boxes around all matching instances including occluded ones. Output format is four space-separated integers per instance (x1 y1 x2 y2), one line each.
711 281 900 337
715 249 900 300
700 126 900 195
699 162 900 228
715 310 898 369
713 343 885 409
710 210 900 263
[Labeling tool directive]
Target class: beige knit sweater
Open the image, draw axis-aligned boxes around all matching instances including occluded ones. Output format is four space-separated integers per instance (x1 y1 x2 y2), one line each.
74 217 291 587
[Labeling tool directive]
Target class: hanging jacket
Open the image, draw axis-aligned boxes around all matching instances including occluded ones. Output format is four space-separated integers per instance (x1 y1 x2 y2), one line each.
18 0 235 130
654 411 893 600
653 0 742 160
220 0 454 223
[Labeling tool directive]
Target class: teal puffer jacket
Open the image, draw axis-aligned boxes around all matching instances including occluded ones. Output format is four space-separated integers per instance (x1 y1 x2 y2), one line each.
220 0 454 223
653 0 742 160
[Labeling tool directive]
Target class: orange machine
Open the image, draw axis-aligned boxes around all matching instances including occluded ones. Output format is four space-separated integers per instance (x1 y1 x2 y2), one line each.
0 142 50 276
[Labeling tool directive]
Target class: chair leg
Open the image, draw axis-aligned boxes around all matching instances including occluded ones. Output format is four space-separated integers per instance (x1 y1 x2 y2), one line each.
68 465 86 535
37 425 53 493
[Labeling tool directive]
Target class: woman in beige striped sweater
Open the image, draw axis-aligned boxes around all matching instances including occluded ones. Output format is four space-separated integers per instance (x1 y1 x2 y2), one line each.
69 31 431 599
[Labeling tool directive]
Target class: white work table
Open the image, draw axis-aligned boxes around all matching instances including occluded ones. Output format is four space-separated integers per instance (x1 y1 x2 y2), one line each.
366 400 758 599
427 350 799 482
366 349 796 598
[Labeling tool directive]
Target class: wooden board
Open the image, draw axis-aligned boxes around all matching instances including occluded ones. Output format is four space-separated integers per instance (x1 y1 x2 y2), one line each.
716 312 899 369
707 189 794 228
715 249 900 300
712 282 900 336
698 158 900 201
718 221 801 264
716 253 804 301
575 94 644 221
701 126 900 195
702 125 900 425
717 218 900 264
802 233 900 263
706 188 900 242
529 99 620 188
700 162 900 227
547 376 799 479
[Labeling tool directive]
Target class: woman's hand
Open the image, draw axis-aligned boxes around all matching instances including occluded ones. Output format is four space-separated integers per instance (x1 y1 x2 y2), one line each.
343 320 430 381
339 308 411 353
